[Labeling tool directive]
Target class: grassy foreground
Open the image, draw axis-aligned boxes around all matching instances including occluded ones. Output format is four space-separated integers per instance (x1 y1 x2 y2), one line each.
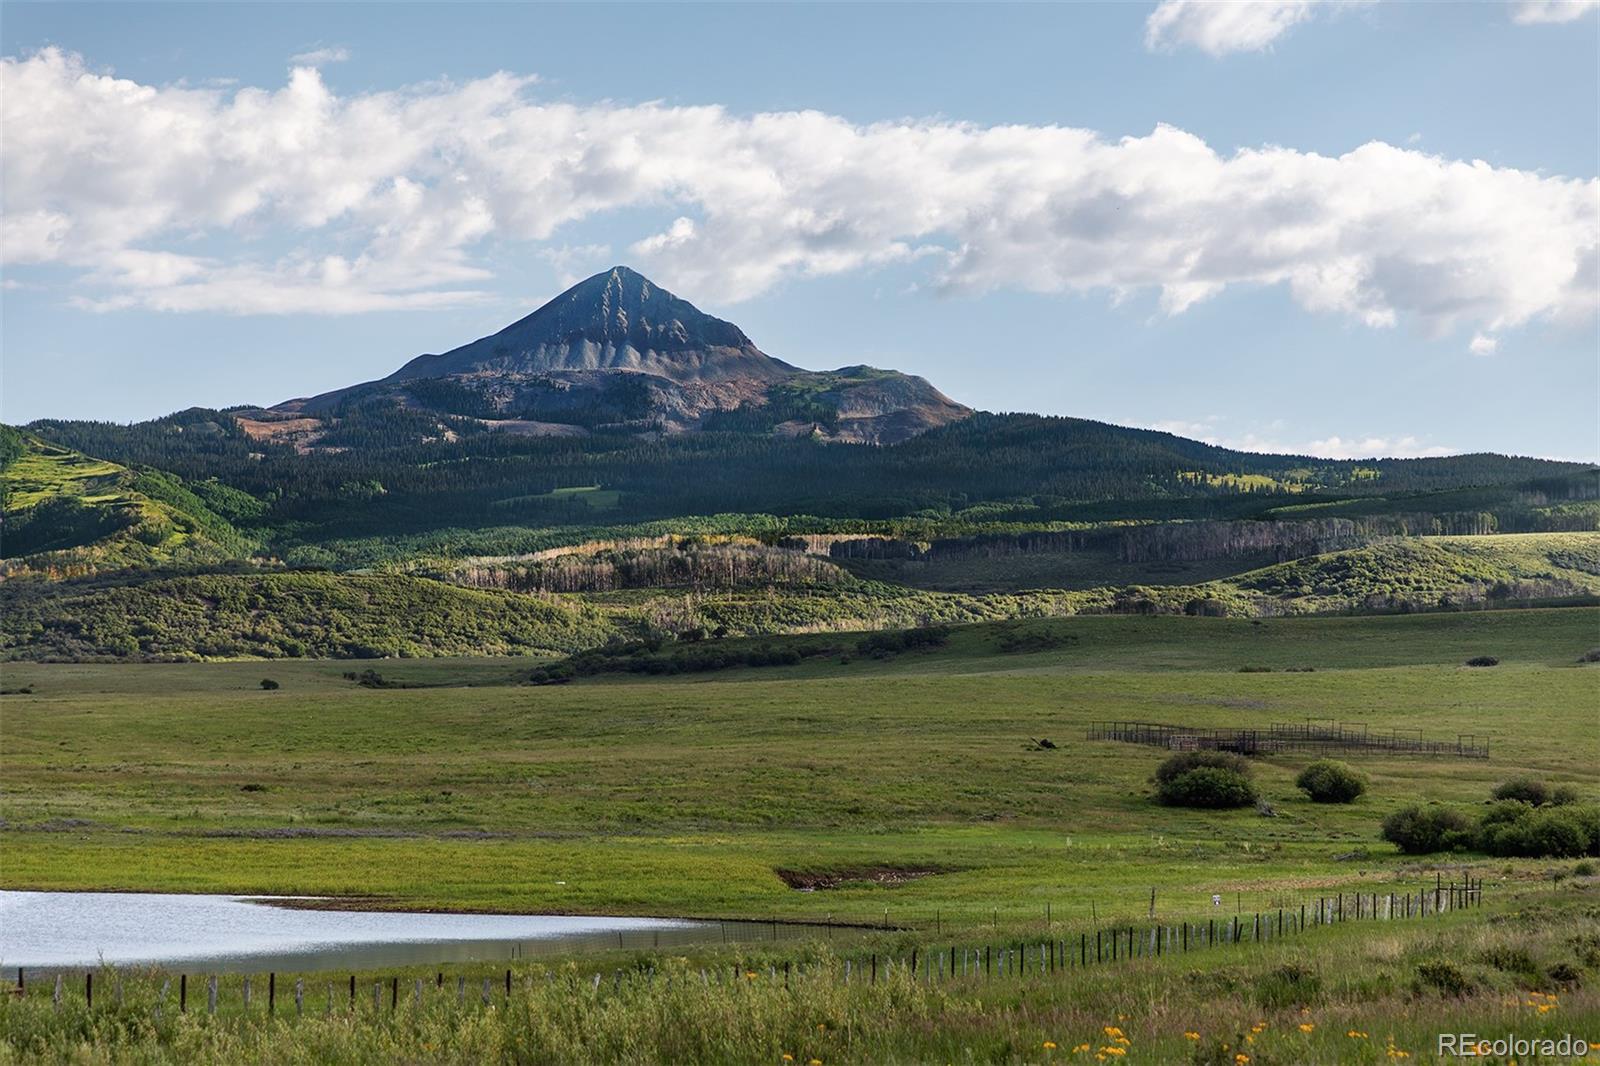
2 608 1598 1061
1 884 1596 1064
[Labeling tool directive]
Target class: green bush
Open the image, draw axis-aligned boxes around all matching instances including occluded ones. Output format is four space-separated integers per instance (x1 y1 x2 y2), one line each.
1154 752 1258 810
1380 804 1473 854
1414 959 1477 997
1493 777 1552 806
1157 765 1258 809
1154 751 1252 783
1478 805 1599 858
259 678 279 690
1295 759 1367 803
1253 962 1321 1009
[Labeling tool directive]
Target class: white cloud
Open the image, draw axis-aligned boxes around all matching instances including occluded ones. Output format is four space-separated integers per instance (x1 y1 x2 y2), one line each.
288 46 350 66
1148 2 1596 54
1144 0 1347 55
1510 0 1599 22
1468 332 1500 356
1304 435 1455 459
1150 418 1455 458
2 47 1596 342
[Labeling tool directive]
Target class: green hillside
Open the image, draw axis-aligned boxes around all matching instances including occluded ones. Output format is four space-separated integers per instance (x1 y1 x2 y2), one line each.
1 570 614 661
0 428 254 577
1229 532 1600 611
7 531 1595 662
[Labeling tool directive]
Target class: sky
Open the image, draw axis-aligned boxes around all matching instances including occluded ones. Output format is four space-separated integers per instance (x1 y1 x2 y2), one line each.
2 1 1597 461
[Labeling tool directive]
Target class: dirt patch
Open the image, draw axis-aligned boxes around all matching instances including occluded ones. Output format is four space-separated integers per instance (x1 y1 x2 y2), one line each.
774 866 940 891
235 416 323 441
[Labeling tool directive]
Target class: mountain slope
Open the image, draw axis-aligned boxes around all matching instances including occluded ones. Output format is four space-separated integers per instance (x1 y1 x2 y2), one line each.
278 267 971 444
0 427 254 578
387 266 792 385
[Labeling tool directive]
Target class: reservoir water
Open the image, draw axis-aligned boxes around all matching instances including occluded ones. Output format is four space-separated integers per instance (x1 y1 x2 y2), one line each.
0 890 826 975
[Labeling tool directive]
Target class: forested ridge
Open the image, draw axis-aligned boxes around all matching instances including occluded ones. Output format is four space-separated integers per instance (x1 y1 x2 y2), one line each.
24 409 1594 543
5 404 1597 662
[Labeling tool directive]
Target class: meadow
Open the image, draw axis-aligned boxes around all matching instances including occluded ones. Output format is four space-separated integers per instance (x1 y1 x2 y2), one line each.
2 608 1598 1062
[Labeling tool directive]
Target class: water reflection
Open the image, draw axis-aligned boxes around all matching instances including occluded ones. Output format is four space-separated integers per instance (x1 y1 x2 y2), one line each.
0 891 843 976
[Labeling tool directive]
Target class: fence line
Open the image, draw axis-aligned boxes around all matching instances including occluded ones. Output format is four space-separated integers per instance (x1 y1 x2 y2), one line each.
8 878 1484 1018
1087 719 1490 758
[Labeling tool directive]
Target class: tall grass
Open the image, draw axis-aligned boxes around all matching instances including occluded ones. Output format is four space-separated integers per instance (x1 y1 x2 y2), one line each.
3 886 1596 1064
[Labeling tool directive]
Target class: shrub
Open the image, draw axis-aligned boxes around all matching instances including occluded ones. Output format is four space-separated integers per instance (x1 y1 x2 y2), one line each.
1380 804 1472 854
259 678 280 690
1254 962 1321 1009
1414 959 1476 997
1551 785 1583 806
1157 766 1258 809
1547 961 1584 988
1465 655 1499 667
1579 647 1600 663
1478 805 1598 858
1155 751 1252 783
1493 778 1552 806
1295 759 1367 803
1183 597 1229 617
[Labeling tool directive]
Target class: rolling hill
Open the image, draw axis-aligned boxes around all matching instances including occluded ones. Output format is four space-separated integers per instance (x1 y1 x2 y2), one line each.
0 427 254 579
6 268 1596 663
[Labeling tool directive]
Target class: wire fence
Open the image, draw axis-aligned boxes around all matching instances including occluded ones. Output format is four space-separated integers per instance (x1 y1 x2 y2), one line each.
1087 719 1490 758
9 877 1484 1018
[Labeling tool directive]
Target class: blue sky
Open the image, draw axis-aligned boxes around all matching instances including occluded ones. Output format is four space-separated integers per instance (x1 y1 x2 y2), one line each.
3 1 1596 460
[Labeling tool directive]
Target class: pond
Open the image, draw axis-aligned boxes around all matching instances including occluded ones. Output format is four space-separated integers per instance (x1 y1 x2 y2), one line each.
0 891 840 976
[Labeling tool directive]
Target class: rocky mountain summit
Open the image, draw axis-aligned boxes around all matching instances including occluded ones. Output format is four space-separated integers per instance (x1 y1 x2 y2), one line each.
269 267 970 445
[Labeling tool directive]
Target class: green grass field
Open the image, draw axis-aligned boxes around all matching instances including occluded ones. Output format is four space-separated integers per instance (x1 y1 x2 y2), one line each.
3 608 1597 1062
3 609 1596 922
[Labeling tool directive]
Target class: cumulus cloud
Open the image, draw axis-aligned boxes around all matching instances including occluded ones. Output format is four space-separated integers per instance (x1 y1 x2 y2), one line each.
2 47 1596 345
1144 0 1347 55
287 45 350 65
1148 1 1595 54
1151 418 1455 458
1469 332 1500 356
1510 0 1599 21
1305 435 1456 459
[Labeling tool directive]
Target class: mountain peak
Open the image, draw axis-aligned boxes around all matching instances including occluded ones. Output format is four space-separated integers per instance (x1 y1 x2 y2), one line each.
377 266 782 386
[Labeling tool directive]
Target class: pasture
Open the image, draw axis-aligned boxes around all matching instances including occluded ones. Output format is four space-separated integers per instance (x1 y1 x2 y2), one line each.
2 608 1597 1062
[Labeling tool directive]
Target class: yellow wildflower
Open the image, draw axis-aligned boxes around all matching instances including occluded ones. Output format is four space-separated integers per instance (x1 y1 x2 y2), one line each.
1072 1044 1091 1054
1236 1056 1251 1065
1299 1023 1315 1033
1099 1048 1126 1058
781 1056 794 1063
1347 1030 1369 1039
1043 1042 1058 1051
1183 1032 1201 1041
1103 1026 1124 1038
745 971 758 980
